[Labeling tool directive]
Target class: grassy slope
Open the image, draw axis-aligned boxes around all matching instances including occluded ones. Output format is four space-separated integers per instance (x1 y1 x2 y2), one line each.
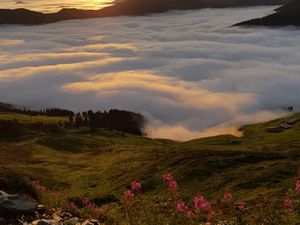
0 112 67 123
1 113 300 205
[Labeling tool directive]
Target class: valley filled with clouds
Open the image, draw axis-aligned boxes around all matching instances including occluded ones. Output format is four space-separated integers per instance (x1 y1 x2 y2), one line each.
0 6 299 140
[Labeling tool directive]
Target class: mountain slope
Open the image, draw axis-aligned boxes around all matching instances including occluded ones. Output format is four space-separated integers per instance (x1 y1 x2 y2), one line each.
1 111 300 204
236 0 300 26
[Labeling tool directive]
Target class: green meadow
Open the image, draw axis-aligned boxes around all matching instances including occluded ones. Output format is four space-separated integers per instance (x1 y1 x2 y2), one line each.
0 110 300 225
1 112 300 205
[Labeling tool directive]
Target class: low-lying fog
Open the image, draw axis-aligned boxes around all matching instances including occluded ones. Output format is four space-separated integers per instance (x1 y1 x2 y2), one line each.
1 6 300 141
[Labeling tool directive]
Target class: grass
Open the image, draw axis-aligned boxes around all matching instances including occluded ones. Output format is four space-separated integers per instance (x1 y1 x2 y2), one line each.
1 112 300 223
0 112 68 123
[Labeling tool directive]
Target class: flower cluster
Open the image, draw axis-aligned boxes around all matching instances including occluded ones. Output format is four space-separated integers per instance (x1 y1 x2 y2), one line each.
33 170 300 225
283 198 292 209
123 190 134 202
132 182 142 191
237 202 247 212
194 195 211 211
163 172 177 190
176 200 188 212
176 201 194 218
123 181 142 202
175 194 214 221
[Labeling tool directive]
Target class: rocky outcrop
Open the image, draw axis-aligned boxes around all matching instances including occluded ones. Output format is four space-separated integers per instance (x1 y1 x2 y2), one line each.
2 207 102 225
0 195 102 225
0 0 291 25
235 0 300 26
0 191 37 214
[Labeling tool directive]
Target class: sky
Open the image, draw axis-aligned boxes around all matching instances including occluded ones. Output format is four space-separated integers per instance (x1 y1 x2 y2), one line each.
0 0 113 12
0 6 300 141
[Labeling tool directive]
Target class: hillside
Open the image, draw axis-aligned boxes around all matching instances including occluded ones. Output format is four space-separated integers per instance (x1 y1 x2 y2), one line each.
236 0 300 26
1 109 300 218
0 0 290 25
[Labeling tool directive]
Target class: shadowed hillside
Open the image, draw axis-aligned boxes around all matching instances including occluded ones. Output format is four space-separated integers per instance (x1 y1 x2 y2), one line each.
236 0 300 26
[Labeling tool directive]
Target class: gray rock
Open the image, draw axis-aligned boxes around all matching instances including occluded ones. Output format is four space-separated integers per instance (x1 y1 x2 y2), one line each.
0 190 37 213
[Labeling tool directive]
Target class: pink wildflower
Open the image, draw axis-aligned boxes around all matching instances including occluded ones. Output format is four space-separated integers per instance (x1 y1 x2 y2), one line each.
85 201 97 209
163 172 174 182
238 202 247 211
224 192 233 203
123 190 133 201
186 210 194 218
168 180 178 190
176 200 188 213
131 182 142 191
295 180 300 195
194 195 210 210
283 198 293 208
163 172 178 190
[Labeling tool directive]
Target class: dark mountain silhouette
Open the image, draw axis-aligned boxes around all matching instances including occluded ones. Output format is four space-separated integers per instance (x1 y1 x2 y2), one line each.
0 0 290 25
236 0 300 26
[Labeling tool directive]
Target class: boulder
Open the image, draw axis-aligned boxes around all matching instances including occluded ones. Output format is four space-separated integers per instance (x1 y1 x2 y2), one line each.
280 123 292 129
287 118 300 125
0 190 37 214
267 126 282 133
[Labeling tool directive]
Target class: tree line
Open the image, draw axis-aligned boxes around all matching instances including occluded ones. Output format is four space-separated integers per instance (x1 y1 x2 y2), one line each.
68 109 145 136
0 102 145 136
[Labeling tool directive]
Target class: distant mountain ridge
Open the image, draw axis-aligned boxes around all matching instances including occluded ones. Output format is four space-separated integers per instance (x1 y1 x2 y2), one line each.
0 0 290 25
236 0 300 26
